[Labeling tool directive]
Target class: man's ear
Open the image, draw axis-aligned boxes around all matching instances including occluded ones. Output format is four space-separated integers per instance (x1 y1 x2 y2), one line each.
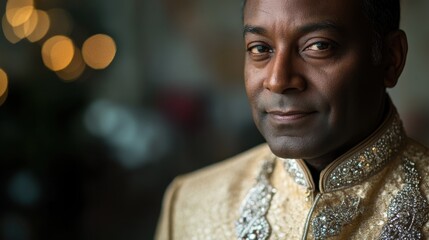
383 30 408 88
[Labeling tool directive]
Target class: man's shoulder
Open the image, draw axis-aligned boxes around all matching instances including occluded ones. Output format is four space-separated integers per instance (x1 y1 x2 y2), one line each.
179 143 271 184
168 143 271 198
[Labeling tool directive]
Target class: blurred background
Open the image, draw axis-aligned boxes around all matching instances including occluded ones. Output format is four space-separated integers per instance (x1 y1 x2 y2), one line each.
0 0 428 239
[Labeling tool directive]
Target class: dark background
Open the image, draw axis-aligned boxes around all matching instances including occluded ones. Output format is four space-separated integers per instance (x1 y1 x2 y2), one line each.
0 0 428 239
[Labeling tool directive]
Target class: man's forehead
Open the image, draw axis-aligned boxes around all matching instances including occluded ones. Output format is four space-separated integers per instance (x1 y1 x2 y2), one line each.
243 21 344 37
243 0 365 33
244 0 363 20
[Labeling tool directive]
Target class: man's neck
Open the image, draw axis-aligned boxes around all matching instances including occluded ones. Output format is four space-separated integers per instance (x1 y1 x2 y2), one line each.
303 96 391 189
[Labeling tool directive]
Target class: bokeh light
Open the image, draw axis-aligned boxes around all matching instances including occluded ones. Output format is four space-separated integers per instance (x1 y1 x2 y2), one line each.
85 100 173 169
82 34 117 70
41 35 75 71
12 8 38 39
0 68 9 106
26 10 50 42
2 14 21 43
8 171 41 206
5 0 34 27
56 47 86 82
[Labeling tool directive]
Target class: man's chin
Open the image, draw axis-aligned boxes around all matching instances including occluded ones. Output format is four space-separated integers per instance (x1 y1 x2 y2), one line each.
266 140 304 159
265 136 324 160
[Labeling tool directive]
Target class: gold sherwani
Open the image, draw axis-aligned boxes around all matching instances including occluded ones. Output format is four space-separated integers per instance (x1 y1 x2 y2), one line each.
156 107 429 240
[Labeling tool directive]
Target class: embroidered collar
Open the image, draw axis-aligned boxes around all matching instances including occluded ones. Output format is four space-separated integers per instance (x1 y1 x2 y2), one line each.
282 107 406 192
236 104 408 240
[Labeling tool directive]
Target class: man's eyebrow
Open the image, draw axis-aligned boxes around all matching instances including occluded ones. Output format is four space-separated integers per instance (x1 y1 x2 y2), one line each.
243 25 266 37
298 21 343 34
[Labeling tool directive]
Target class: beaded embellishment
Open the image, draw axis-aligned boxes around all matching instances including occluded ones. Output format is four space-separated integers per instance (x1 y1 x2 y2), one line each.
235 112 411 240
325 115 405 191
379 156 429 239
236 158 276 240
312 197 362 240
282 158 308 187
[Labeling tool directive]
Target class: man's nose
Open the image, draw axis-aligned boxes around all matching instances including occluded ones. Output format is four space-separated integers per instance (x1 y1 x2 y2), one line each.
263 51 306 94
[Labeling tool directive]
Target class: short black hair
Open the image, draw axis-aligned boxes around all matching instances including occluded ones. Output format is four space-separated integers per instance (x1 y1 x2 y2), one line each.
242 0 401 63
362 0 400 35
362 0 401 62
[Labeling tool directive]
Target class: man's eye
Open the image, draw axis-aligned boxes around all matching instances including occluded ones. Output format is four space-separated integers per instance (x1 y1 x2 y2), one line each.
306 42 331 51
248 45 272 54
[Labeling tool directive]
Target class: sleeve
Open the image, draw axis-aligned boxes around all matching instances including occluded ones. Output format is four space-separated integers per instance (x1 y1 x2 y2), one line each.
155 177 183 240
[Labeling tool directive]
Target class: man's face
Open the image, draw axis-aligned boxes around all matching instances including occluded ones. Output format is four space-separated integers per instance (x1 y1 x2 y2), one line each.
244 0 388 165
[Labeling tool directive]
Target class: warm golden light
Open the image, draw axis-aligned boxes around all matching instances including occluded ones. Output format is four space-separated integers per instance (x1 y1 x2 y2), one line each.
6 0 34 27
12 8 38 39
0 68 8 106
2 14 21 43
82 34 117 69
42 35 75 71
27 10 50 42
56 47 86 81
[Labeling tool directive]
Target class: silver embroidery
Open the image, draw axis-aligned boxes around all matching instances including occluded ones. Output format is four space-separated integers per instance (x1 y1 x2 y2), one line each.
325 115 405 191
236 158 276 240
379 157 429 240
282 158 308 187
235 112 411 240
312 197 362 240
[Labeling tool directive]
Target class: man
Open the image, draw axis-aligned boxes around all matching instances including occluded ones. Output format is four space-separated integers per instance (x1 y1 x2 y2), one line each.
156 0 429 239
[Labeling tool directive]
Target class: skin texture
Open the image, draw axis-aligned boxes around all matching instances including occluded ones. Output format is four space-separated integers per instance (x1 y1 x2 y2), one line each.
243 0 408 173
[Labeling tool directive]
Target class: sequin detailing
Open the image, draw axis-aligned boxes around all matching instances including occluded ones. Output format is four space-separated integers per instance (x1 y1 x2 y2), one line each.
236 158 276 240
379 156 429 240
282 158 308 187
325 115 405 191
312 197 362 240
235 112 417 240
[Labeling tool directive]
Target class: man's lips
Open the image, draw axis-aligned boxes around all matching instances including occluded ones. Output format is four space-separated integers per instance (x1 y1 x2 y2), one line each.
266 110 317 121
